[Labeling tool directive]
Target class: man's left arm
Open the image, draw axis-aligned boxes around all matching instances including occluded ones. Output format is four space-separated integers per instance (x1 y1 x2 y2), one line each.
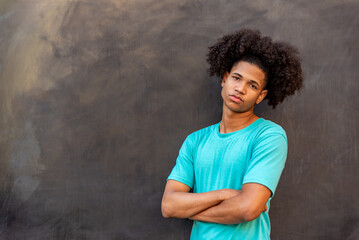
190 183 271 224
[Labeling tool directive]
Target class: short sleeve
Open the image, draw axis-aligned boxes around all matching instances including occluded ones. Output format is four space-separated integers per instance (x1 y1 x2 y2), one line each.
167 135 195 188
243 132 288 197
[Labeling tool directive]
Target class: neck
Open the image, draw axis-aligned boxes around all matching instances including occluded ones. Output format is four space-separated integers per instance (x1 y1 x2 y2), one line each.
219 107 259 134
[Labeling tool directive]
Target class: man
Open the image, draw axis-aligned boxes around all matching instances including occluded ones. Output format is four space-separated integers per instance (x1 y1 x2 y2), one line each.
161 28 303 239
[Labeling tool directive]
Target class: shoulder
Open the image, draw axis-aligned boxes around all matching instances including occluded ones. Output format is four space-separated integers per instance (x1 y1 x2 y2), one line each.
254 119 287 142
185 123 218 142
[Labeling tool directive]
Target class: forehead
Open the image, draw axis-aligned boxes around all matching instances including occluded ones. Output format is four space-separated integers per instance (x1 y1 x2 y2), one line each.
230 61 266 86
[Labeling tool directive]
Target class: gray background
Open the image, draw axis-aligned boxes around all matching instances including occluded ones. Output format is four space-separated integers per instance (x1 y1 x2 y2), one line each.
0 0 358 239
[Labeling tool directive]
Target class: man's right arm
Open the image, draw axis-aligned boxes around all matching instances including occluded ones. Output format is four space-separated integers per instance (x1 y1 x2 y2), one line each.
161 179 240 219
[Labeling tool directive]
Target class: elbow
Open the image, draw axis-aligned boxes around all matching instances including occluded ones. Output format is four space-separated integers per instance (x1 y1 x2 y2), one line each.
161 198 187 219
235 206 263 223
161 206 171 218
241 210 260 222
162 211 171 218
161 199 173 218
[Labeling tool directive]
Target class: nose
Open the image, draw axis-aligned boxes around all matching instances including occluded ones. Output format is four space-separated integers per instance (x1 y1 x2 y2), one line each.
234 81 246 94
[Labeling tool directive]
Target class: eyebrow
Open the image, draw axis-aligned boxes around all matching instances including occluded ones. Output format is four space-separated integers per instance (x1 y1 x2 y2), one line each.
233 73 260 87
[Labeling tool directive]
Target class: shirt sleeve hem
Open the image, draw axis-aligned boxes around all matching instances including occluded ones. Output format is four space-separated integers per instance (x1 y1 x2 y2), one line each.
167 175 193 189
242 178 276 197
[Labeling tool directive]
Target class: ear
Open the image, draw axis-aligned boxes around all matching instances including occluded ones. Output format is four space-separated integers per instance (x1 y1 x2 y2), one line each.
221 71 229 87
256 90 268 104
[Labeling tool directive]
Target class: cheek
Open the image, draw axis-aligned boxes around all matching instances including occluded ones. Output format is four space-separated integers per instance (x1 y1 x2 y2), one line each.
221 86 225 98
221 85 230 100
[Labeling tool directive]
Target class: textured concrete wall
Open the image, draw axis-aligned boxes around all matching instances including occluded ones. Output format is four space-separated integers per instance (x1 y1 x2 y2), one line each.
0 0 358 239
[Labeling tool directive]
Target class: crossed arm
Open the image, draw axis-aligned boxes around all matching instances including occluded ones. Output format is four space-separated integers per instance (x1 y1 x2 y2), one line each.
161 180 271 224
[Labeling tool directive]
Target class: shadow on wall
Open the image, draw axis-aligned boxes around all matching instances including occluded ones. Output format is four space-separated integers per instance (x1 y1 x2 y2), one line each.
0 0 221 239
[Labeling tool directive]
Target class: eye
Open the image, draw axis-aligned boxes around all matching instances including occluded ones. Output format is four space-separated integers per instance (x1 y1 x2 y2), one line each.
232 76 239 80
249 84 257 89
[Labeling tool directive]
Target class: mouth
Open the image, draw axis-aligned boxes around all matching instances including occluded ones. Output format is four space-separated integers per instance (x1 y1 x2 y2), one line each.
229 95 243 103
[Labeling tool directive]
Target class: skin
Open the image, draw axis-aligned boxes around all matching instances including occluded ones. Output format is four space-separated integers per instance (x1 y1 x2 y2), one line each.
161 61 272 224
219 60 268 133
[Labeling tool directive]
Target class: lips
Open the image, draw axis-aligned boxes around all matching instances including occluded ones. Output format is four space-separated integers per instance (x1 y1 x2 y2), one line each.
229 95 243 103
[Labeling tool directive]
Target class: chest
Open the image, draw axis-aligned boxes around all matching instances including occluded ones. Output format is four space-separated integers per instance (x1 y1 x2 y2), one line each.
193 136 254 190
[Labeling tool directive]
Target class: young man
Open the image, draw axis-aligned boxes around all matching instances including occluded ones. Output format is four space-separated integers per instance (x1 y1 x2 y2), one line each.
161 29 303 239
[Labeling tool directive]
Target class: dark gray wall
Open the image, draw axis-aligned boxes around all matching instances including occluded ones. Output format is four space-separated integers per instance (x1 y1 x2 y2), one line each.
0 0 358 239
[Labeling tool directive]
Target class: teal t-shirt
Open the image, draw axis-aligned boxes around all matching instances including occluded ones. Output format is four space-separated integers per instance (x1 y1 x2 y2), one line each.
167 118 288 240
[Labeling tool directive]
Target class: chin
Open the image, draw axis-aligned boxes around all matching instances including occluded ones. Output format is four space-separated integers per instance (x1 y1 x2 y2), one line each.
224 101 254 113
228 107 247 113
231 105 255 113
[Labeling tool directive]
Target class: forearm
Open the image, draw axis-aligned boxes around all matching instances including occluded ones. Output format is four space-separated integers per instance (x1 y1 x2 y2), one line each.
161 190 226 219
190 199 246 224
190 192 267 224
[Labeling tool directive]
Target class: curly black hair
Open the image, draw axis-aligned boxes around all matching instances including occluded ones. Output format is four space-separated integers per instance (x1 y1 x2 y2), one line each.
207 28 303 109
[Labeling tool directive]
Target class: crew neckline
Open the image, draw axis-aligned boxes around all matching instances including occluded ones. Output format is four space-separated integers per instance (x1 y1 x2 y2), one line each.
214 118 264 140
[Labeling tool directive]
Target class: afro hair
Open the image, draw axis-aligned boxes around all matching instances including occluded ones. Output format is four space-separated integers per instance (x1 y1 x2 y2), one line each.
207 28 303 109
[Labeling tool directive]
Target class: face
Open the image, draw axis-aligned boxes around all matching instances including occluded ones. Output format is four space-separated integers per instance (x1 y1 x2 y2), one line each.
221 61 268 114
